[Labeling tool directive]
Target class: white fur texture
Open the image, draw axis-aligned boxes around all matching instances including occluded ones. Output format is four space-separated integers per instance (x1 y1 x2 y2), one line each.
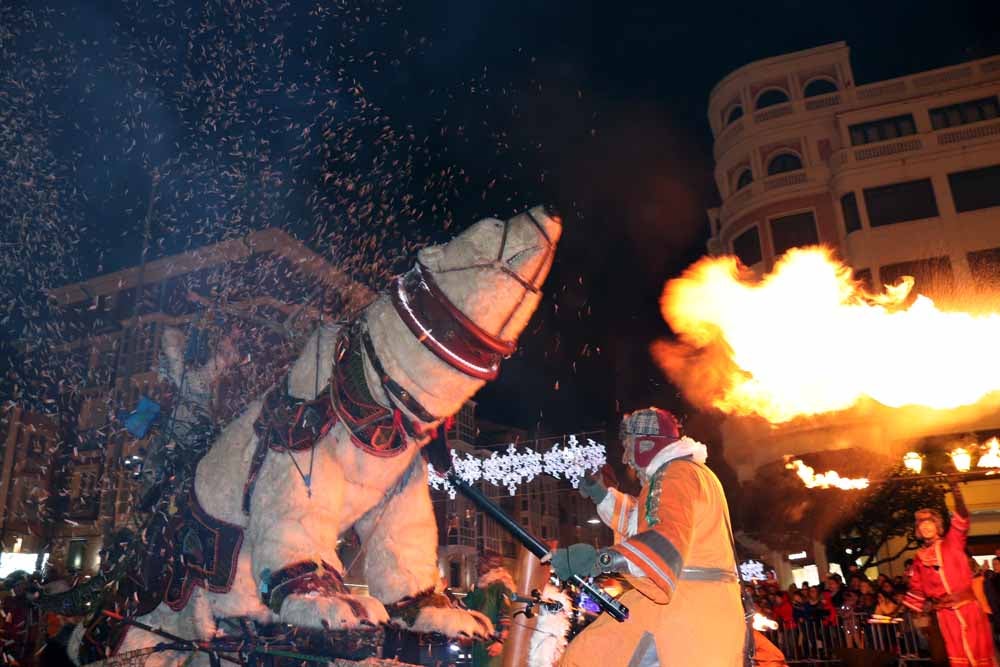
72 208 561 662
527 585 572 667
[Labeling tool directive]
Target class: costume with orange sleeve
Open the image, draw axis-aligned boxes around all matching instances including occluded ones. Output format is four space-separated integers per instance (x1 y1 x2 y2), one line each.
903 488 996 667
558 408 749 667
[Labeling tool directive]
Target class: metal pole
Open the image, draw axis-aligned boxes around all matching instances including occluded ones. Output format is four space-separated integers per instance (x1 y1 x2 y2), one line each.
871 470 1000 484
447 474 629 622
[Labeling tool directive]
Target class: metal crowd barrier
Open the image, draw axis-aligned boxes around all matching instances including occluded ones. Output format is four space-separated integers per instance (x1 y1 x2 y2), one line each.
760 612 934 665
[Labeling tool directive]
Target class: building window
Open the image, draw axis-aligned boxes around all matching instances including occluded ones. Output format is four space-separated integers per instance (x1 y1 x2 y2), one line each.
967 247 1000 293
767 153 802 176
756 88 790 110
848 114 917 146
863 179 939 227
841 193 862 234
449 561 461 589
948 164 1000 213
770 212 819 257
732 226 762 267
735 169 753 191
803 78 838 98
930 96 999 130
726 105 744 125
879 257 954 301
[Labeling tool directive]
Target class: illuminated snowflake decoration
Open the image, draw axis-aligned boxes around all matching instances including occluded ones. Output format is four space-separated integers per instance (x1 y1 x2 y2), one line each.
427 463 458 499
451 450 485 485
542 435 607 488
482 444 545 495
427 450 484 499
427 437 607 495
739 560 767 582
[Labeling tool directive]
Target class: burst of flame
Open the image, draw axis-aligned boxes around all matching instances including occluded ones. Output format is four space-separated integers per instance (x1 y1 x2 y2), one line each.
786 458 869 490
656 247 1000 423
977 438 1000 468
753 612 778 631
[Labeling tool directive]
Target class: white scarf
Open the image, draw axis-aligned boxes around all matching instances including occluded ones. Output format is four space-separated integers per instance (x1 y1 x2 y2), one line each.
640 436 708 482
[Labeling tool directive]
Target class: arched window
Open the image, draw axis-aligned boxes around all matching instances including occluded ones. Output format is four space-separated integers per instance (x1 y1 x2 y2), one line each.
803 78 838 98
726 105 744 126
735 169 753 191
767 152 803 176
755 88 790 110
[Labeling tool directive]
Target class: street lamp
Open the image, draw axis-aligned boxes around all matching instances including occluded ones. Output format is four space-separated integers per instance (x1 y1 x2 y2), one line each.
951 447 973 473
902 452 923 474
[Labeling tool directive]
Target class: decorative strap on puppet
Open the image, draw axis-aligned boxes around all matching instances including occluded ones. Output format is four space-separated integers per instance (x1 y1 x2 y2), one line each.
244 388 337 514
260 560 345 614
392 263 514 381
359 327 437 426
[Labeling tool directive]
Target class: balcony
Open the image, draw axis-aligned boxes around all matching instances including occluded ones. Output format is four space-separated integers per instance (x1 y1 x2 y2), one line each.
831 117 1000 174
714 117 746 158
720 168 819 222
753 102 794 124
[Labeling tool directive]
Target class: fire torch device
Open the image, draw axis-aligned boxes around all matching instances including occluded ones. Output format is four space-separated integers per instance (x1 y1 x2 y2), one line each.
446 473 629 622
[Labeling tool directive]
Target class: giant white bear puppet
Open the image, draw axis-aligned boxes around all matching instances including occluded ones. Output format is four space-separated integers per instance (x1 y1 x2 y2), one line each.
71 206 562 665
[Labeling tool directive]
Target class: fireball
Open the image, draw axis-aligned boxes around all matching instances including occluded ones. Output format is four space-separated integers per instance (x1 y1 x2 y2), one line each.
656 247 1000 423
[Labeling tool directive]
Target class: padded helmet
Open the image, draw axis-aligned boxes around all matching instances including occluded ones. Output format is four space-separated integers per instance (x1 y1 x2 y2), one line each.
620 407 682 469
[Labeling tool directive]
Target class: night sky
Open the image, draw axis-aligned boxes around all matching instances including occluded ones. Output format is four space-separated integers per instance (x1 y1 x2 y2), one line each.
2 0 998 442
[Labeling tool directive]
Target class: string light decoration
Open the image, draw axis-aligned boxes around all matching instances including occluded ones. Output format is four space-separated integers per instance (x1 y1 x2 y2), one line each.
427 436 608 498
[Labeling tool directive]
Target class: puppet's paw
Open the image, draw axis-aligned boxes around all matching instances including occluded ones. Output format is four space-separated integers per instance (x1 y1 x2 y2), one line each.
388 590 494 639
280 593 389 630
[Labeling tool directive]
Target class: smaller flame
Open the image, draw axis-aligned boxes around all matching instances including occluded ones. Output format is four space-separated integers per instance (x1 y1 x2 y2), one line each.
786 459 870 490
977 438 1000 469
753 612 778 631
951 447 973 473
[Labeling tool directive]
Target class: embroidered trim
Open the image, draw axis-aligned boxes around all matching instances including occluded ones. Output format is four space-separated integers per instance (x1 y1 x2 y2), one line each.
644 467 665 529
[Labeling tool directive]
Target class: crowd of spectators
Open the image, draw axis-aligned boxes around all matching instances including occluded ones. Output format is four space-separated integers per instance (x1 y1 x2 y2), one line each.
745 555 1000 662
749 568 910 630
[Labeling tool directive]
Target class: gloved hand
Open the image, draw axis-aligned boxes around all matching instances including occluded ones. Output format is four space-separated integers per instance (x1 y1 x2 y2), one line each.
578 473 608 504
550 543 600 581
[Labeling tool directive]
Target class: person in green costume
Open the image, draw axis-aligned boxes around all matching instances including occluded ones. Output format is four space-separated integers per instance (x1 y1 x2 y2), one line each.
464 550 515 667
